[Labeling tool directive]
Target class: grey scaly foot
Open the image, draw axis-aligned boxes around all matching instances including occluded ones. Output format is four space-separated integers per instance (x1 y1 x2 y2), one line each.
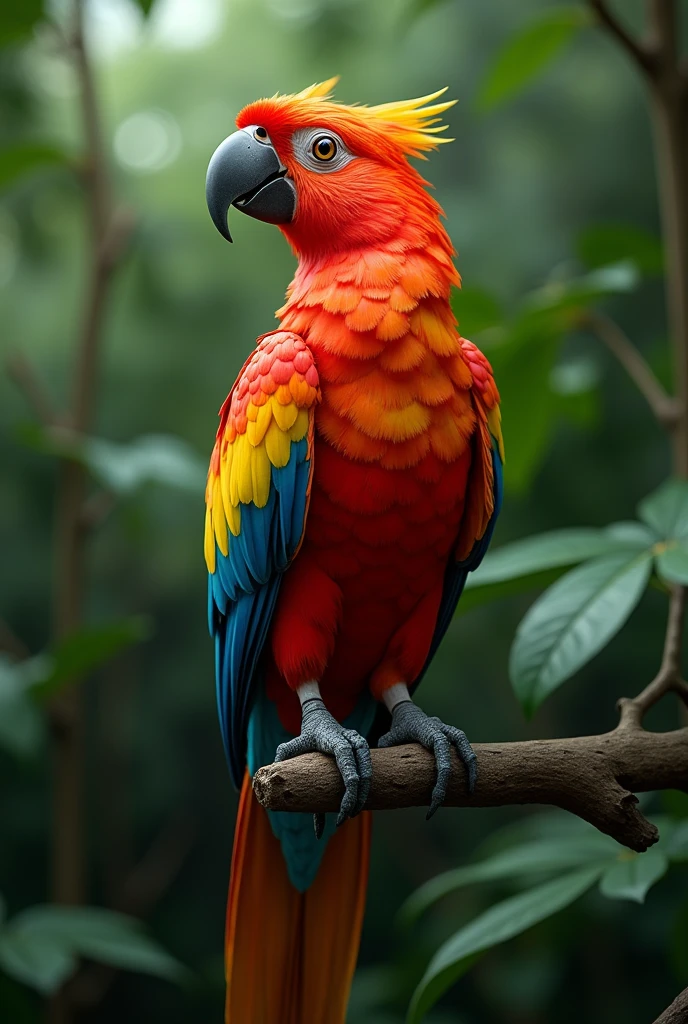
274 695 372 837
378 697 477 819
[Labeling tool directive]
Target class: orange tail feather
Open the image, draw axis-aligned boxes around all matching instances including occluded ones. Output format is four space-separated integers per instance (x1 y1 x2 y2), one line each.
225 772 370 1024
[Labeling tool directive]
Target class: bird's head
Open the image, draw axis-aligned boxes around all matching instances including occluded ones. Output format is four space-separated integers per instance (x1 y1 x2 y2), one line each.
205 78 455 256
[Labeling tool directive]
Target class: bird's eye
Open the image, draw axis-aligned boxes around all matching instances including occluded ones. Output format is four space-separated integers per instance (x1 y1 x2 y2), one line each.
254 126 269 142
311 135 337 161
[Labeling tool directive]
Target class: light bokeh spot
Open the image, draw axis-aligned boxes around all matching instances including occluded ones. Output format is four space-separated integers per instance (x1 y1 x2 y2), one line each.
114 109 183 173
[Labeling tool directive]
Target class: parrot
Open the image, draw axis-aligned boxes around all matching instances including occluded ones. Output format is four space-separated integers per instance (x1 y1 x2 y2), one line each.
203 78 504 1023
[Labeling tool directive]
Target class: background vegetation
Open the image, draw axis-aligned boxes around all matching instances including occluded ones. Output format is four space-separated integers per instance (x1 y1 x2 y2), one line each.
1 0 686 1021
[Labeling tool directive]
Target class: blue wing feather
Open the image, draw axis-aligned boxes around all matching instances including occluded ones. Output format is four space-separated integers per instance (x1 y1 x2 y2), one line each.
209 440 312 789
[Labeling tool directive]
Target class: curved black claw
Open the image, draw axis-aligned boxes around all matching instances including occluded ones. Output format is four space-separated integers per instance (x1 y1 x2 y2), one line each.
274 698 372 834
378 701 477 819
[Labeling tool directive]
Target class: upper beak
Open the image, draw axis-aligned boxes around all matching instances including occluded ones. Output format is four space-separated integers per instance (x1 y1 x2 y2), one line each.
205 128 296 242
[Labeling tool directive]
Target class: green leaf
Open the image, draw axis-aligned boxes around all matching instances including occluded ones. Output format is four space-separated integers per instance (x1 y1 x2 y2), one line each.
0 0 44 46
407 868 601 1024
8 906 185 986
605 521 658 546
459 567 570 615
465 528 637 589
451 287 503 336
0 931 74 995
0 655 48 756
477 7 592 111
404 0 449 23
599 850 668 903
0 143 69 191
667 821 688 861
33 618 152 699
550 354 601 396
400 835 617 925
484 262 638 494
0 622 149 746
488 331 559 493
638 478 688 541
131 0 157 12
524 262 640 319
84 435 205 494
510 550 653 716
656 542 688 585
19 426 206 496
577 223 664 276
461 521 653 610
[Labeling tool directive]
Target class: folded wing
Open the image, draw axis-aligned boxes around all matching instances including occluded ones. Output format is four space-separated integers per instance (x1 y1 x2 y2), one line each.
205 331 320 786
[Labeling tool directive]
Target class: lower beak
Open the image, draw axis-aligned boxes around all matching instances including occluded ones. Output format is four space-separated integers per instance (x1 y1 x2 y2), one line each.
205 129 296 242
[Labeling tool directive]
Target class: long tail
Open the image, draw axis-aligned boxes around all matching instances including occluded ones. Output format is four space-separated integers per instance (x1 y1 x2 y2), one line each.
225 772 371 1024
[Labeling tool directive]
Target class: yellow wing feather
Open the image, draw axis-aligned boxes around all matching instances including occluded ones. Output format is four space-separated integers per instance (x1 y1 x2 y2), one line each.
204 332 320 572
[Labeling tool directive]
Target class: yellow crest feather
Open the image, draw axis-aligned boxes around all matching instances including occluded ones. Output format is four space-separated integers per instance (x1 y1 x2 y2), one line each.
283 80 456 158
295 77 341 101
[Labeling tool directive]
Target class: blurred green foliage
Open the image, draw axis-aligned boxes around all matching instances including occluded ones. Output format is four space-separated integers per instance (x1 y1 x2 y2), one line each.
1 0 687 1022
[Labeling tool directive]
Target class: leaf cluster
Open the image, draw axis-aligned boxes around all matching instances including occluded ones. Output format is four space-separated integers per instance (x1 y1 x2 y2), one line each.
403 811 688 1022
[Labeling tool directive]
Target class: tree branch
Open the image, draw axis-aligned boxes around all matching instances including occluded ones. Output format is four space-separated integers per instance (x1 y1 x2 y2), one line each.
653 985 688 1024
619 584 688 727
6 352 63 426
48 4 134 1022
580 309 681 429
253 726 688 853
588 0 657 76
643 0 688 477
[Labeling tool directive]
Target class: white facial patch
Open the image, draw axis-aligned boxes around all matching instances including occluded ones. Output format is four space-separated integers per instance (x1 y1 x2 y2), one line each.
290 127 355 174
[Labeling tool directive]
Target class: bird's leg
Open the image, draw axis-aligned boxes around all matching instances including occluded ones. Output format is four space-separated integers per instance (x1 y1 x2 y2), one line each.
378 683 477 819
274 681 372 838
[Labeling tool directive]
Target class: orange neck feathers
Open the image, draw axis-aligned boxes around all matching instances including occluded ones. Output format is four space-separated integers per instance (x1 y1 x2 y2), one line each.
277 208 474 472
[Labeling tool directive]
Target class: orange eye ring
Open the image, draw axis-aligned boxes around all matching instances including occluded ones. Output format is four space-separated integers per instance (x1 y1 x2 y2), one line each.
312 135 337 161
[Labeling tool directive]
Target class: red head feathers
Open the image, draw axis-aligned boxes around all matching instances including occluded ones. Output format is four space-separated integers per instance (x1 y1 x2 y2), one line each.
207 78 456 257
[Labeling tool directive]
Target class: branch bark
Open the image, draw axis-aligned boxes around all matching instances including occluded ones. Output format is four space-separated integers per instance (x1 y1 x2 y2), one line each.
646 2 688 477
588 0 688 476
253 727 688 853
49 0 113 922
588 0 657 76
653 985 688 1024
48 3 133 1022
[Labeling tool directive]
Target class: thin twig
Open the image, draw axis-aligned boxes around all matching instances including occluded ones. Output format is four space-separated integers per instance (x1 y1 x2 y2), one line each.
619 584 688 727
580 308 681 428
6 352 63 426
588 0 657 76
647 0 677 69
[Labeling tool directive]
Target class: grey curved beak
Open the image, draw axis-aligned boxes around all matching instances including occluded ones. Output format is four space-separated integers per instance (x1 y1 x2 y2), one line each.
205 129 296 242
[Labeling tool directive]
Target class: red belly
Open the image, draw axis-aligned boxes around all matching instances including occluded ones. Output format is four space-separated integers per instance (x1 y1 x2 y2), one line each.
266 438 471 732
